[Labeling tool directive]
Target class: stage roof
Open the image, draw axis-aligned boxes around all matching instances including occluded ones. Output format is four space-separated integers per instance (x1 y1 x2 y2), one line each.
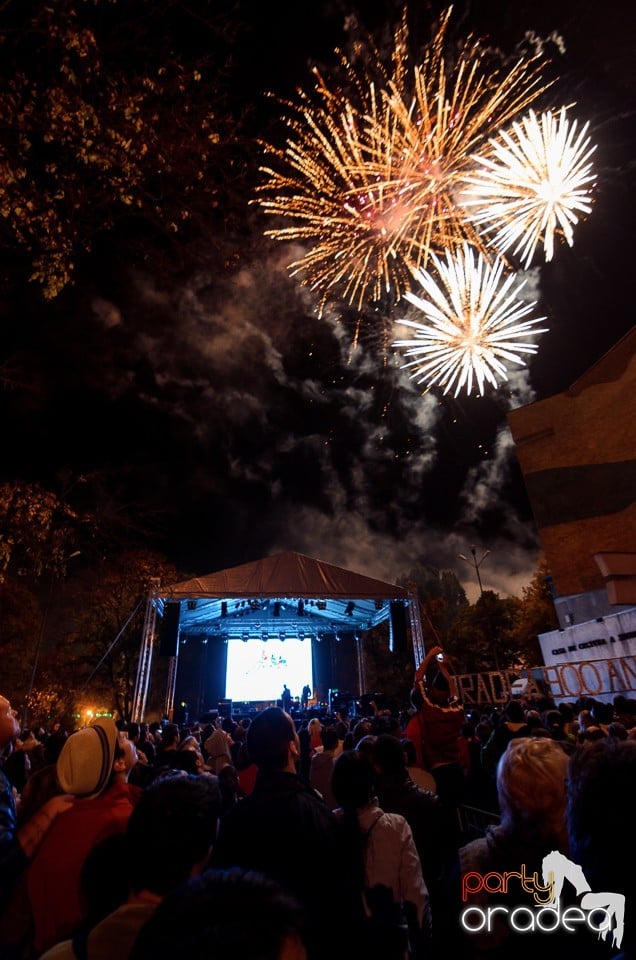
154 551 409 639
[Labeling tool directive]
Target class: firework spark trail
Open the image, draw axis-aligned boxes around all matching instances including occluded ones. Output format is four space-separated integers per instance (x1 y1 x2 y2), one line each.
373 9 553 270
257 73 423 321
461 107 597 266
393 244 548 397
254 7 555 317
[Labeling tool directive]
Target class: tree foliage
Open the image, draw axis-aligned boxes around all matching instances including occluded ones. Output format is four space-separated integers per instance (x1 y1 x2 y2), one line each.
444 558 560 675
446 589 522 674
398 562 469 645
0 481 83 583
44 549 178 723
508 556 559 666
0 0 241 299
0 477 180 722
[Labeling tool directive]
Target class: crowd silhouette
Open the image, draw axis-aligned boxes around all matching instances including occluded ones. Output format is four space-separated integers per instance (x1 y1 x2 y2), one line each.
1 683 635 960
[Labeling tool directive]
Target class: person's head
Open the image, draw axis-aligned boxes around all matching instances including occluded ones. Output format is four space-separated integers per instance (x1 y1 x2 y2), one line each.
126 773 221 895
332 749 375 812
127 722 141 743
18 763 64 825
115 729 139 779
607 721 628 741
161 723 180 749
590 701 614 727
613 695 636 728
497 737 569 846
475 720 492 743
504 700 526 724
427 669 451 705
355 734 377 765
56 717 122 798
372 733 408 783
0 695 20 753
579 725 607 743
247 707 300 774
543 710 565 736
168 749 204 776
221 716 235 735
129 867 306 960
320 726 339 753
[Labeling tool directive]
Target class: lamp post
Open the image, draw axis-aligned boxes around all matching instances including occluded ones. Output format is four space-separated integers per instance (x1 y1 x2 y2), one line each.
459 545 500 672
23 551 81 730
458 545 491 598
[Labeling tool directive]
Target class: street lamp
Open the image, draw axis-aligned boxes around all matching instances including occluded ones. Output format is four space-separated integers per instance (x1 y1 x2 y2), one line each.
458 545 491 597
458 545 500 672
23 550 81 730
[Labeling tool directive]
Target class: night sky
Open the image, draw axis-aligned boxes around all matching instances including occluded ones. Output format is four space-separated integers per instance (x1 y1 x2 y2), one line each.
2 0 634 600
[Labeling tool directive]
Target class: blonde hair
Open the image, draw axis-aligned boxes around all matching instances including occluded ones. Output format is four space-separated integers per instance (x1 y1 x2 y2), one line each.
497 737 569 847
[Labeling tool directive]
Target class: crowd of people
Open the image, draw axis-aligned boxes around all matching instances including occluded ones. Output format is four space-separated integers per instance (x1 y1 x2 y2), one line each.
1 670 635 960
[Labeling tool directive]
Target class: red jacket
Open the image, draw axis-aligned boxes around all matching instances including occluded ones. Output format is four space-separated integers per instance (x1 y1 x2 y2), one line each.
27 780 140 955
417 697 465 770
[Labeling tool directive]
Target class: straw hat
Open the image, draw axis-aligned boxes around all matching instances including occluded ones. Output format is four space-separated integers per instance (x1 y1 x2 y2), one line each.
56 717 119 798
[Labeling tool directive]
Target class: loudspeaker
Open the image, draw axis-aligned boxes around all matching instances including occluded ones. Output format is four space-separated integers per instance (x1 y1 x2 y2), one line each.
218 699 232 718
159 602 181 657
389 601 408 653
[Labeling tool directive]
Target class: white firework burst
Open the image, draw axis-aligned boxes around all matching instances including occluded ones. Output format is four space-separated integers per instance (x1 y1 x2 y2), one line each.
461 107 597 267
393 244 548 397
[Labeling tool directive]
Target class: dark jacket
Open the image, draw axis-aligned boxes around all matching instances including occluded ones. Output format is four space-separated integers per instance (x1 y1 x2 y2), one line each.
210 770 362 960
376 776 443 893
0 768 28 914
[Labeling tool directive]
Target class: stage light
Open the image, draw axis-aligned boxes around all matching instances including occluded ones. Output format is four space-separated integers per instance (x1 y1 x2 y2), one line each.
298 631 305 641
345 602 355 616
221 601 227 617
297 599 305 616
273 601 281 617
187 600 197 610
317 600 327 610
242 633 248 642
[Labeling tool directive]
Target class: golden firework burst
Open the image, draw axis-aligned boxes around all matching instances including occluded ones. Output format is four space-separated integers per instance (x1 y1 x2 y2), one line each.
254 7 554 317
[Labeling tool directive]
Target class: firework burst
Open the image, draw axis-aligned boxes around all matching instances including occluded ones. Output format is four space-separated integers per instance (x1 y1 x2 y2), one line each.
254 8 554 317
256 77 417 317
393 244 548 397
462 107 597 266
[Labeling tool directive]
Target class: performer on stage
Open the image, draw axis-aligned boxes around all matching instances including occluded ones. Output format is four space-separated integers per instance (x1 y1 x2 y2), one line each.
281 684 293 713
